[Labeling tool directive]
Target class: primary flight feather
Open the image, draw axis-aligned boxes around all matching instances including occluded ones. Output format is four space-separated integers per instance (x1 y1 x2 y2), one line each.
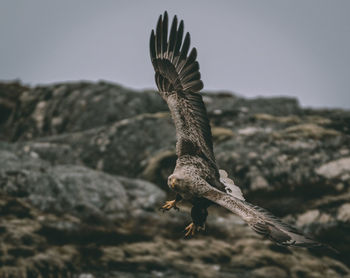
150 11 325 248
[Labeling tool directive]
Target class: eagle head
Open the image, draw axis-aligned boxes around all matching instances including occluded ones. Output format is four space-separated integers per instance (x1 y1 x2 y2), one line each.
168 171 209 197
168 174 180 189
167 174 187 192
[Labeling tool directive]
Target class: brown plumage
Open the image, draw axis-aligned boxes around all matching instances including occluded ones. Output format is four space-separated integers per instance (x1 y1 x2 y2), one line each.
150 11 329 249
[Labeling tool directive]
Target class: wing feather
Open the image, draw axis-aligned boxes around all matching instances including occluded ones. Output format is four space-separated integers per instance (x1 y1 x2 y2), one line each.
155 15 162 57
173 20 184 61
219 170 245 200
202 185 326 249
150 11 216 166
161 12 168 56
167 15 177 58
179 48 197 74
177 32 190 67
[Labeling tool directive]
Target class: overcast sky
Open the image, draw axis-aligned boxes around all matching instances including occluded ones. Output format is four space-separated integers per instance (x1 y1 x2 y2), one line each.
0 0 349 108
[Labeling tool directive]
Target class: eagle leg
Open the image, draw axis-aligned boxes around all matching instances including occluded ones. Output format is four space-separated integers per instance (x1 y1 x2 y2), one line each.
191 201 209 226
160 194 182 212
184 202 209 237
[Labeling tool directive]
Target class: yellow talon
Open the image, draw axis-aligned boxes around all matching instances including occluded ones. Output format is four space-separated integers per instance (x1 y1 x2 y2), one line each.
184 222 205 237
160 200 179 212
184 222 196 237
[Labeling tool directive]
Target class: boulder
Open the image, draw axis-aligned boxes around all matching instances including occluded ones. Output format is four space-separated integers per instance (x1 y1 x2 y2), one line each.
4 81 168 141
0 144 165 223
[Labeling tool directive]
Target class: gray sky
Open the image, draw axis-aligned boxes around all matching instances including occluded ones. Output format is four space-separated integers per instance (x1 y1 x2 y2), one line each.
1 0 349 109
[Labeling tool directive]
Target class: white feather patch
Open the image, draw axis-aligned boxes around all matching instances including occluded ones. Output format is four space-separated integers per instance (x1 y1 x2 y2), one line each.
219 170 245 201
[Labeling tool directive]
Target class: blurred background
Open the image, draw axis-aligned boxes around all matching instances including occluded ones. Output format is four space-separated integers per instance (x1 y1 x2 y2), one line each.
1 0 349 108
1 1 350 278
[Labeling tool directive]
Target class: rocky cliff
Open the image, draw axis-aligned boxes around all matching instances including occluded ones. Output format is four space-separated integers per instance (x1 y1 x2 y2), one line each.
0 80 349 278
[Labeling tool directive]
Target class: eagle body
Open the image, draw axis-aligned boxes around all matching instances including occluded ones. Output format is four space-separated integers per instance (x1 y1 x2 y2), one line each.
150 11 330 249
168 155 216 228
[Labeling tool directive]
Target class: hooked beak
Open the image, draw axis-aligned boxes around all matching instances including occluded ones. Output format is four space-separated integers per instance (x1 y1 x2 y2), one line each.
170 177 176 188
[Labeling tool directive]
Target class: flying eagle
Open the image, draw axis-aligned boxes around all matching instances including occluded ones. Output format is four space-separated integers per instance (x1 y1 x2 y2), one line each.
149 11 323 248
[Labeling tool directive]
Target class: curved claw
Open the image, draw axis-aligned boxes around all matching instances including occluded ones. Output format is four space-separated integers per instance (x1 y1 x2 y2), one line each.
184 222 196 237
184 222 205 238
159 200 179 212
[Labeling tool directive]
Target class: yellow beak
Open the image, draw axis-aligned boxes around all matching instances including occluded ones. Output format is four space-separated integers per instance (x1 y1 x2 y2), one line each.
170 178 176 188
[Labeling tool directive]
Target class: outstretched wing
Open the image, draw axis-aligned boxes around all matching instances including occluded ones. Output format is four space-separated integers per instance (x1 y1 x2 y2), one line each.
150 11 217 168
202 183 324 248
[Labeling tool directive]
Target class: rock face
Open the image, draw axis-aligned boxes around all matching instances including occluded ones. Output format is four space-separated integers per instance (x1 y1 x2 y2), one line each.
0 146 165 222
5 81 168 141
0 81 28 139
1 80 350 277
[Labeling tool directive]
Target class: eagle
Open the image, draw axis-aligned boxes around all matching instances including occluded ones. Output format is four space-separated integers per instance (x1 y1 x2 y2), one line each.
149 11 323 248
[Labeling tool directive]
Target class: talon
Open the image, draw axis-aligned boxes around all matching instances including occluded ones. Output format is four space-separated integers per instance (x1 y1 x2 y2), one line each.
184 222 196 237
159 200 179 212
184 223 206 238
